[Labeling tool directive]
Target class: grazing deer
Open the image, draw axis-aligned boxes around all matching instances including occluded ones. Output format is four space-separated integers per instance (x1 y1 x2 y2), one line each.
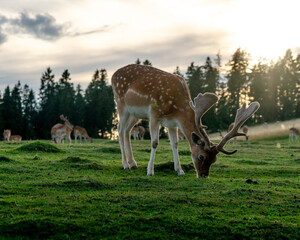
178 129 186 140
131 126 139 140
112 64 260 178
242 125 249 141
289 127 299 142
51 115 73 144
138 125 146 140
3 129 11 141
9 135 22 141
74 126 92 143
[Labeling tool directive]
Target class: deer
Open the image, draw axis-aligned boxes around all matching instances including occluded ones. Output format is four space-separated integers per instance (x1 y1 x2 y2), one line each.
289 127 299 142
9 135 22 141
137 125 146 140
3 129 11 141
131 126 139 140
178 129 186 140
242 125 249 141
51 115 73 144
74 126 93 143
112 64 260 178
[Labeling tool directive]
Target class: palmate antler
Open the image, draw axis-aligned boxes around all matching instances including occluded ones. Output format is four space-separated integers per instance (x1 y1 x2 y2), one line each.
217 102 260 155
189 93 218 149
60 115 68 122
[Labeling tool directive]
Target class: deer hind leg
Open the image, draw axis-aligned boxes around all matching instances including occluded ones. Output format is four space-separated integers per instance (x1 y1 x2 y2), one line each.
168 127 185 176
124 115 139 169
147 119 160 176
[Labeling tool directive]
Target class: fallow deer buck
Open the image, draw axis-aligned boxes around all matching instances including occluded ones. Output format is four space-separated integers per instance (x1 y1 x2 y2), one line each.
289 127 299 142
112 64 260 178
74 126 93 143
51 115 73 144
3 129 11 141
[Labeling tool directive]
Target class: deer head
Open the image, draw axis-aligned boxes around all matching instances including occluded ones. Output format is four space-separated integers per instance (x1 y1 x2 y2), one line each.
189 93 260 177
60 115 74 130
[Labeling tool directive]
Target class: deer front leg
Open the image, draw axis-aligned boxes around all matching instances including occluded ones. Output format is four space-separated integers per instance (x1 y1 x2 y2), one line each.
147 119 160 176
168 127 185 176
124 115 138 169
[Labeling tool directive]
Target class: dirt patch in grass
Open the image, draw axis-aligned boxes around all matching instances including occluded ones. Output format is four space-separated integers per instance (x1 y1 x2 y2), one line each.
98 147 121 154
59 157 104 170
16 141 62 153
0 156 13 162
155 162 195 172
37 179 111 191
60 156 91 164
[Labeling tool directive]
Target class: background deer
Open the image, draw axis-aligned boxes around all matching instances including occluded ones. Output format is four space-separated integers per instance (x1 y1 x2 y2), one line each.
289 127 299 142
112 64 259 178
9 135 22 141
131 126 139 140
74 126 92 143
3 129 11 141
51 115 73 144
242 125 249 141
138 126 146 140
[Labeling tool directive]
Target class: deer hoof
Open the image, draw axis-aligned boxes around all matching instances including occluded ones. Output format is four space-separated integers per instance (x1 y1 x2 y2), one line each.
123 168 130 171
131 166 138 170
177 170 185 176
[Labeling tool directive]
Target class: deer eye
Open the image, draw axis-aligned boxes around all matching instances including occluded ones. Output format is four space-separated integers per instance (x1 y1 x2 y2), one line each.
198 155 204 161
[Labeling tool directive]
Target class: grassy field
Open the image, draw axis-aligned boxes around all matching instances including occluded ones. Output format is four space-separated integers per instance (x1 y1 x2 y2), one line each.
0 137 299 239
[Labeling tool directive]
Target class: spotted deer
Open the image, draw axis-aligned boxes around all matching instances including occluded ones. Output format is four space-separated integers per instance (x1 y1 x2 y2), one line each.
131 126 139 140
242 125 249 141
138 126 146 140
3 129 11 141
51 115 73 144
289 127 299 142
112 64 259 178
74 126 92 143
9 135 22 141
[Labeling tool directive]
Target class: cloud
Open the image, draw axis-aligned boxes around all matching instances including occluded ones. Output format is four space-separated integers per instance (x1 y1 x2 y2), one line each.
10 12 65 40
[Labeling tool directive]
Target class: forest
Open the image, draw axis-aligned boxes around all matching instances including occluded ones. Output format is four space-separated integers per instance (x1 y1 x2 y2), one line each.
0 48 299 140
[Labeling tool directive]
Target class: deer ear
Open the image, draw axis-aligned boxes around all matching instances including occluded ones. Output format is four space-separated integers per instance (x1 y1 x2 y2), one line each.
191 132 204 146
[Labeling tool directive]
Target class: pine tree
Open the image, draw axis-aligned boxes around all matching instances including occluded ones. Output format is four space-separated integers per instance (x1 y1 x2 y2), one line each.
38 67 57 139
57 69 75 121
74 84 86 127
10 81 23 136
85 69 115 138
186 62 205 99
226 48 250 117
22 84 37 139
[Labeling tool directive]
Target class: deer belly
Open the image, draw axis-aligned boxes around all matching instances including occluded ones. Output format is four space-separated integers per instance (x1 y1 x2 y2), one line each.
126 105 151 119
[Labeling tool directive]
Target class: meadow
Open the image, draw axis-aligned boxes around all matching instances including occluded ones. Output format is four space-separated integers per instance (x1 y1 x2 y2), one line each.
0 137 299 239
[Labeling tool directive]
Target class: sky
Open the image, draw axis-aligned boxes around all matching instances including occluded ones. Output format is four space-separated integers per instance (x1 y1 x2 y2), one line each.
0 0 299 94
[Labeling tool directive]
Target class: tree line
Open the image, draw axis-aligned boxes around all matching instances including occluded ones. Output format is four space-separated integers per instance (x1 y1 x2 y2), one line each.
0 48 299 140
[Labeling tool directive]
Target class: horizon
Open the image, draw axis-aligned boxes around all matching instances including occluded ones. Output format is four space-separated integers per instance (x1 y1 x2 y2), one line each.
0 0 299 94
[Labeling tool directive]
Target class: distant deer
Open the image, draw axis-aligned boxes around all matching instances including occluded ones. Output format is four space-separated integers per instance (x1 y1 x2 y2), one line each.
112 64 259 178
138 126 146 140
9 135 22 141
3 129 11 141
289 127 299 142
242 125 249 141
178 129 185 140
51 115 73 144
74 126 92 143
131 126 139 140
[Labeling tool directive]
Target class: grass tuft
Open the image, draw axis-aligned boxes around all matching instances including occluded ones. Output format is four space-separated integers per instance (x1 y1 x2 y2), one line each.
16 141 62 153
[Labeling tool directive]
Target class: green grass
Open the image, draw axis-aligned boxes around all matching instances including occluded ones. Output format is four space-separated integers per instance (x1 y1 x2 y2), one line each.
0 138 299 239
